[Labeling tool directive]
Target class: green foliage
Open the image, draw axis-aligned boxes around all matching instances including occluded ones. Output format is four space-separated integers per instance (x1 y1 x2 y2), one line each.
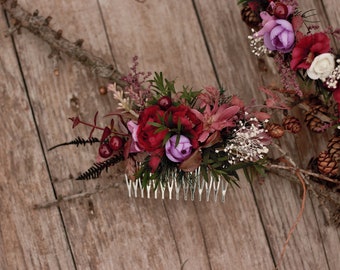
179 86 201 107
150 72 176 98
237 0 251 5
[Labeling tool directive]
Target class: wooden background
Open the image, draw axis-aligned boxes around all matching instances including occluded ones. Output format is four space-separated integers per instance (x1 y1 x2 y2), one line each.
1 0 339 269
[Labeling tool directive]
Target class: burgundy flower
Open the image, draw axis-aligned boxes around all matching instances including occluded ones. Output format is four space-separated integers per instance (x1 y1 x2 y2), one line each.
137 105 168 152
290 32 331 70
165 104 202 149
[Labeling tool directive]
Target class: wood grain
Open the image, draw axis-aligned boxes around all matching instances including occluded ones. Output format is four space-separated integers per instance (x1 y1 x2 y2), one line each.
1 0 339 269
194 0 340 269
0 9 75 270
101 0 274 269
8 0 181 269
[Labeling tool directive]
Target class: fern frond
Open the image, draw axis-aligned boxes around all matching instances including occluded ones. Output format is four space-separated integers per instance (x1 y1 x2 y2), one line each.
48 137 100 151
76 155 124 180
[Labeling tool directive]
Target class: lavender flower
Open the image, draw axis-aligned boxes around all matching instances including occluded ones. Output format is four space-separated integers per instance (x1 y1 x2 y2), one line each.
165 135 192 162
255 12 295 53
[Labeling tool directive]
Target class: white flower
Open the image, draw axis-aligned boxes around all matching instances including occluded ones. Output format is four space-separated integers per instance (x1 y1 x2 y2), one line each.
307 53 335 80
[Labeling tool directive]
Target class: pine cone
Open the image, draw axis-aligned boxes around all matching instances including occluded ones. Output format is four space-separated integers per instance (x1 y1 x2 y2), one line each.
327 134 340 161
304 105 329 133
266 123 285 138
241 6 261 28
282 116 301 134
317 151 339 178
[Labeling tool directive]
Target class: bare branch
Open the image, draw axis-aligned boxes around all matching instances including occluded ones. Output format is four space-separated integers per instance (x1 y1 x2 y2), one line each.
1 0 127 88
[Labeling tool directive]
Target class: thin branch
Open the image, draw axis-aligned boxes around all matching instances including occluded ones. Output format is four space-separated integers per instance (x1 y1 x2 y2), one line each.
270 143 308 270
33 182 120 209
1 0 127 88
267 163 340 184
275 169 307 270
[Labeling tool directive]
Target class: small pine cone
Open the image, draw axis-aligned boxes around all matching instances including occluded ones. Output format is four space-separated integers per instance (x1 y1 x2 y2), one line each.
241 6 261 28
327 135 340 161
317 151 339 178
304 105 329 133
266 123 285 138
282 116 301 134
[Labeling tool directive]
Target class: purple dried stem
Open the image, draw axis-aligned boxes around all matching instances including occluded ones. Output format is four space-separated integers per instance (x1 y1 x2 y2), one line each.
121 56 152 110
274 53 303 97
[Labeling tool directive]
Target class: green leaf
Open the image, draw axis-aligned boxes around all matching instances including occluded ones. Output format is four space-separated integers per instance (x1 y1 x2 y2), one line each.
163 132 171 145
175 134 181 146
148 121 164 128
177 118 182 133
150 72 176 97
243 167 252 182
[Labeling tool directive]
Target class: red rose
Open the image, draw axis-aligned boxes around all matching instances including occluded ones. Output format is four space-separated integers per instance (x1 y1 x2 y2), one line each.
290 32 330 70
165 105 202 148
137 105 168 152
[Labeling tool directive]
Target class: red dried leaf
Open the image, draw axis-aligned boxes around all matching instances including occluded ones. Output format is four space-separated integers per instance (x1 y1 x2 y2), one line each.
125 157 137 181
292 15 303 33
124 138 132 159
202 131 222 148
69 117 80 128
100 127 112 143
179 149 202 172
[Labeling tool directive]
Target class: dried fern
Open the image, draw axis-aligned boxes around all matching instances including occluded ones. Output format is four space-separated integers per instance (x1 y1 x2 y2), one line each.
48 136 100 151
76 155 124 180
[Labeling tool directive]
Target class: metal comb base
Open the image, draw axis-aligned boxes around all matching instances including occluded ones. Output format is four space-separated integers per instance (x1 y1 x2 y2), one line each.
125 172 229 202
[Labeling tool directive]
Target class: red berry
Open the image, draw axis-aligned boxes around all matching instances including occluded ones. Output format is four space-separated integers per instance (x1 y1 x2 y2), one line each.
157 96 172 110
98 143 113 158
109 136 123 151
274 3 288 19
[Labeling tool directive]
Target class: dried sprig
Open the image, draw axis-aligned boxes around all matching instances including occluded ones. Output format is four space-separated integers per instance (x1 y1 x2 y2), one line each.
76 155 124 180
48 136 100 151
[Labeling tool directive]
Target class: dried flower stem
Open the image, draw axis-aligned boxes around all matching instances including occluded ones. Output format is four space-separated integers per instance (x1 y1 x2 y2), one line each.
1 0 127 88
267 163 340 184
275 168 307 270
270 143 307 270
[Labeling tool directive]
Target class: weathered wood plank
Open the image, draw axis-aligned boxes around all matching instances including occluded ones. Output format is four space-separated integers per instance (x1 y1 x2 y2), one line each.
0 9 75 270
2 0 339 269
307 2 340 270
100 1 275 269
194 0 339 269
9 0 181 269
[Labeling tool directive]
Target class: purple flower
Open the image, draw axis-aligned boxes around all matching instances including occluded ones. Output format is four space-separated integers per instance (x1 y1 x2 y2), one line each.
255 12 295 53
165 135 192 162
127 120 141 153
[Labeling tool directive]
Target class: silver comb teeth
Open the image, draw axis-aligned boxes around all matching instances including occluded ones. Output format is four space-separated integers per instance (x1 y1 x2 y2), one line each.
125 168 229 202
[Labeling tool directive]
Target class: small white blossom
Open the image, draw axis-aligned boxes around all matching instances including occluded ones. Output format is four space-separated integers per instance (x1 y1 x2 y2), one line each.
325 59 340 89
224 119 270 164
248 29 270 57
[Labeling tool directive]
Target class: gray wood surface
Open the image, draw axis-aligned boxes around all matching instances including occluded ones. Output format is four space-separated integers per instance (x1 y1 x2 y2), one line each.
0 0 339 269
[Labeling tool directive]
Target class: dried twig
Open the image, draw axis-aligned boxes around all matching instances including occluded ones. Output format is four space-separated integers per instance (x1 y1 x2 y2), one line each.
33 182 120 209
267 163 340 184
271 144 307 270
1 0 127 88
